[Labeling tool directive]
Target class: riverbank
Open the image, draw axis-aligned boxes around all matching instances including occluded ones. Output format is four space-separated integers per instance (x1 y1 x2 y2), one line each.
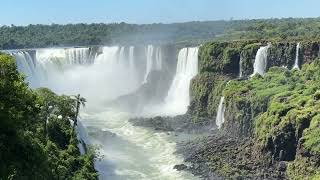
131 39 320 179
130 115 287 179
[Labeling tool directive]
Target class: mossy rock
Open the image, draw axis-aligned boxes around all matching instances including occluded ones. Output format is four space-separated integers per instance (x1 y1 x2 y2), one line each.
188 73 230 122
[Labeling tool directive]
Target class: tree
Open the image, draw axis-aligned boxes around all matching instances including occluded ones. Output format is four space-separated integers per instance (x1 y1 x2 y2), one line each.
72 94 86 130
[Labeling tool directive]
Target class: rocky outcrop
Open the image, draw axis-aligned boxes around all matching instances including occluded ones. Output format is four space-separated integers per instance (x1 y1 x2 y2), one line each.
188 74 230 122
301 41 320 64
267 42 296 69
113 70 173 112
185 40 320 179
178 134 288 179
130 114 214 134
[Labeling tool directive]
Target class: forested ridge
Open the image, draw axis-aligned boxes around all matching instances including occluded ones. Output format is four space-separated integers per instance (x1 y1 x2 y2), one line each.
2 17 320 49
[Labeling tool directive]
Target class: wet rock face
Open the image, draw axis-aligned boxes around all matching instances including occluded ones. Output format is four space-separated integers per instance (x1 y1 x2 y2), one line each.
188 74 230 123
302 41 320 64
267 42 296 69
224 97 253 137
178 133 288 179
130 114 214 134
239 43 260 77
173 164 188 171
112 70 173 113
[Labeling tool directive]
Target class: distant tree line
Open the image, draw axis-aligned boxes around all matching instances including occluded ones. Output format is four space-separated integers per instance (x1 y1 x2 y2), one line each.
0 22 225 49
218 17 320 41
1 17 320 49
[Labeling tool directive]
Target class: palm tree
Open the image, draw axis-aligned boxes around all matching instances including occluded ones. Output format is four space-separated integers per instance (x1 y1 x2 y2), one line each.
73 94 86 130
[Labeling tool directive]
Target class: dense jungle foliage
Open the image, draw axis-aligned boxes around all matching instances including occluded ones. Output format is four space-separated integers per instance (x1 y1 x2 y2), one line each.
0 53 98 179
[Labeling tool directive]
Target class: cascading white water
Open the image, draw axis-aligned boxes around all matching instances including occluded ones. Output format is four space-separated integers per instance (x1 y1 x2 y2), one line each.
292 43 300 70
158 47 199 116
239 58 243 78
14 51 38 85
65 47 90 65
155 46 162 70
143 45 162 83
9 46 196 180
118 46 126 65
251 44 271 76
215 96 225 129
144 45 154 82
129 46 135 70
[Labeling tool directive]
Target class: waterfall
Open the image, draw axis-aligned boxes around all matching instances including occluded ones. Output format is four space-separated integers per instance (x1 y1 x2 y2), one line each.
251 44 270 76
292 43 300 70
161 47 199 115
118 46 126 65
65 47 90 65
216 97 225 129
8 46 168 95
9 46 143 97
76 119 91 155
144 45 154 82
129 46 135 70
8 46 195 179
155 46 162 70
94 46 119 66
143 45 162 83
14 51 36 81
239 58 243 78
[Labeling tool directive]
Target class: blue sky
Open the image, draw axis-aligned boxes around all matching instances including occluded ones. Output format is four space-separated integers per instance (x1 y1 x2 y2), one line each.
0 0 319 25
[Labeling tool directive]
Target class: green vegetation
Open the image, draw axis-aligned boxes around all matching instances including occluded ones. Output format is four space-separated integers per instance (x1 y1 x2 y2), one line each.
217 18 320 41
189 35 320 178
189 73 230 122
0 53 97 179
0 22 225 49
2 17 320 49
223 61 320 178
190 39 320 124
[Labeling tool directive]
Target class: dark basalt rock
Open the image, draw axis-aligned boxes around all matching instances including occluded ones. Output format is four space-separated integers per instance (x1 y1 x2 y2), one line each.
278 161 287 172
174 164 188 171
130 114 215 134
111 70 173 113
177 133 288 179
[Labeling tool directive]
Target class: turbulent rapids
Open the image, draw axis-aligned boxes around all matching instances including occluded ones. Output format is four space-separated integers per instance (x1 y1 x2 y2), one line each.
5 45 199 180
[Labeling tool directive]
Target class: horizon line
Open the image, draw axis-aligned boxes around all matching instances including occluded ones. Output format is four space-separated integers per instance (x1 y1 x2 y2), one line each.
1 16 319 27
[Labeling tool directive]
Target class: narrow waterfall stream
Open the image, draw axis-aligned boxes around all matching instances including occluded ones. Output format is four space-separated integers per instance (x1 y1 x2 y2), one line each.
251 44 270 76
293 43 300 70
215 97 225 129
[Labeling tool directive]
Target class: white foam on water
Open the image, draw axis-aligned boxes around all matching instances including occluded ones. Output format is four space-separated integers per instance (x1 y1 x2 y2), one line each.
9 46 197 180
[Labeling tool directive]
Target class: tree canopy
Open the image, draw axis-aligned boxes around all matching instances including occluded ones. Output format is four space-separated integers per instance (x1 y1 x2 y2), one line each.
0 53 98 179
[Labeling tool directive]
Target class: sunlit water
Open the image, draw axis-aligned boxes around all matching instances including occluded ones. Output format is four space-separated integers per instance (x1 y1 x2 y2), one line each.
7 46 198 180
81 105 196 179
